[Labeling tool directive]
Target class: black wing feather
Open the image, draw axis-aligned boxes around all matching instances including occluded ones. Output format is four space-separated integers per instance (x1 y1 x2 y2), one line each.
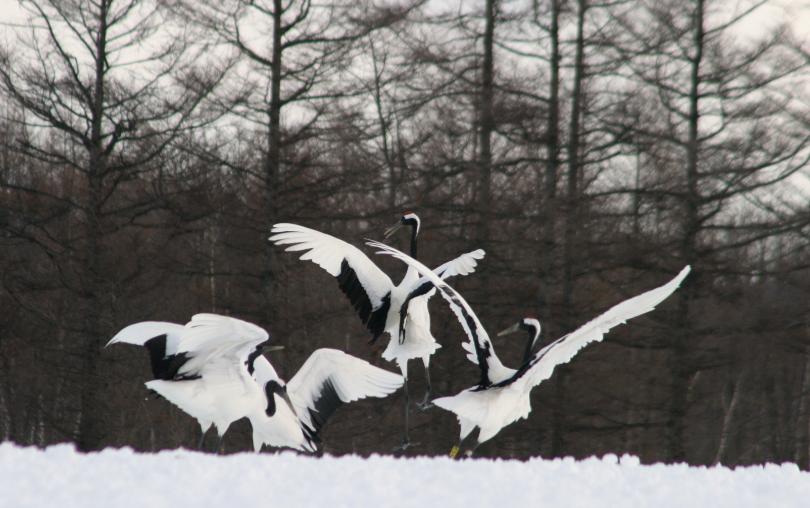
450 296 492 389
399 269 493 387
336 259 391 342
143 335 198 381
305 379 343 437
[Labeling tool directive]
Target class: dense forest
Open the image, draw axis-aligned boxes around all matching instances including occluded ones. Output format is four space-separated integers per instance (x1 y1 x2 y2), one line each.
0 0 808 467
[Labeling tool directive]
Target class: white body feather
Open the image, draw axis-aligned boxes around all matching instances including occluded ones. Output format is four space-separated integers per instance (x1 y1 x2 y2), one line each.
381 295 441 373
145 357 263 437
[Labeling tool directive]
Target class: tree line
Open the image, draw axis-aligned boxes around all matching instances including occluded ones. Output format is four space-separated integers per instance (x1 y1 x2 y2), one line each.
0 0 808 466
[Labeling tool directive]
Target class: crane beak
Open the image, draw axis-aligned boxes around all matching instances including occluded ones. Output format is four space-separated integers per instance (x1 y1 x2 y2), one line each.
497 323 521 337
262 345 285 353
383 222 403 239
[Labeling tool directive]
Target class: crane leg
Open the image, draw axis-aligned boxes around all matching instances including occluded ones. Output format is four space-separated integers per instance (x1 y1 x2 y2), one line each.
197 425 209 451
216 434 226 455
452 429 480 459
417 363 433 410
465 441 481 458
449 442 461 459
403 377 411 446
393 377 419 451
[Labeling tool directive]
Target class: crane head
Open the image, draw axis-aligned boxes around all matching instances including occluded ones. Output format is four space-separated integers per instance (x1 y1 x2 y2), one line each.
383 211 421 239
498 317 542 349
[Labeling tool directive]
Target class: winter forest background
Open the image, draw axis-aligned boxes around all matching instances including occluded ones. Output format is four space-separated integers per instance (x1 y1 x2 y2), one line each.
0 0 808 467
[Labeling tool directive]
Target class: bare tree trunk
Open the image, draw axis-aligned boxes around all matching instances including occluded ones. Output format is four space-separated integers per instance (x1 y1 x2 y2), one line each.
207 217 219 312
562 0 586 314
794 343 810 469
633 151 642 237
714 372 743 465
476 0 496 303
536 0 560 322
551 0 587 458
667 0 703 463
369 38 397 211
263 0 284 330
77 0 110 451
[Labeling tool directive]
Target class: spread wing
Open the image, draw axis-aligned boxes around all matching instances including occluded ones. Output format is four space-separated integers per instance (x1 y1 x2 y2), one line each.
368 240 513 387
403 248 487 301
431 248 486 281
106 321 191 380
174 313 270 379
107 321 185 351
270 223 394 341
497 266 691 389
286 348 403 435
108 315 270 381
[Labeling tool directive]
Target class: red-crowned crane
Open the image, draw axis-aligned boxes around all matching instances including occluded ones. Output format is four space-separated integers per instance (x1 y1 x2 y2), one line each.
108 313 402 452
368 239 690 457
269 213 484 449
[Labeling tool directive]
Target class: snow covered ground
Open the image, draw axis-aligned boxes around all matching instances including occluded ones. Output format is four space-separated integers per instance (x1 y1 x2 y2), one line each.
2 443 809 508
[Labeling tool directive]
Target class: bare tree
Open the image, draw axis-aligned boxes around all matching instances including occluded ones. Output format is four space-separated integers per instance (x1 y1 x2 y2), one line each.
0 0 226 450
0 0 807 464
603 0 810 462
174 0 419 330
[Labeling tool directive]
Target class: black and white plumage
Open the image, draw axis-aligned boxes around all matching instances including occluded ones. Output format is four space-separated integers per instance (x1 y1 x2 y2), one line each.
269 217 485 446
108 314 404 453
369 240 690 455
248 348 404 452
107 314 273 449
269 217 484 364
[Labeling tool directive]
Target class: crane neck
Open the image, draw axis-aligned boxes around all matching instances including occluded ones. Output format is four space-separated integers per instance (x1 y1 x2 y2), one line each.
522 329 539 364
409 225 418 259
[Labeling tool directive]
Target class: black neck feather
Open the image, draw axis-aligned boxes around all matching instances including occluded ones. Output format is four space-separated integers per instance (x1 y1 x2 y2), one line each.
522 331 536 364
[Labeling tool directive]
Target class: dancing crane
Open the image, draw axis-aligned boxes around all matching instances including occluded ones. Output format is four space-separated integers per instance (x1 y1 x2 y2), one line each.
108 313 403 453
368 240 690 457
248 348 403 452
269 214 484 448
107 313 277 451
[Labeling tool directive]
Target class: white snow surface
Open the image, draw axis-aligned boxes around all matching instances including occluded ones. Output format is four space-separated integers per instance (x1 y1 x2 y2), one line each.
2 443 810 508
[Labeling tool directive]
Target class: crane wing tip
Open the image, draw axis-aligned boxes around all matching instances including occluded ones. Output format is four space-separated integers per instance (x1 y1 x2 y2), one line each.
673 265 691 285
365 239 393 254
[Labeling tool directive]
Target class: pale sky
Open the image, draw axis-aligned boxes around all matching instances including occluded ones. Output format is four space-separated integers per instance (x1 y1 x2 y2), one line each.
0 0 807 198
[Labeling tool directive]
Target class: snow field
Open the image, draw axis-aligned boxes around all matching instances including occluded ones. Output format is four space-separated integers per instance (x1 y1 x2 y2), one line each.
1 443 809 508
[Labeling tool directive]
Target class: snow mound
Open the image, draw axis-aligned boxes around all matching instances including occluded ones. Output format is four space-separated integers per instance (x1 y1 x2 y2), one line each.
1 443 809 508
